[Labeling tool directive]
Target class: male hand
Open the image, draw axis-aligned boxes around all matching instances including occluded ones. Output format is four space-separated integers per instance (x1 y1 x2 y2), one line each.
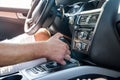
36 33 71 65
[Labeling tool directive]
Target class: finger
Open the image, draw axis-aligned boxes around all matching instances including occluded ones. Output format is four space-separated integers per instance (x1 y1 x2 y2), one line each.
66 44 70 50
64 54 71 60
59 60 66 65
53 33 63 39
66 49 71 55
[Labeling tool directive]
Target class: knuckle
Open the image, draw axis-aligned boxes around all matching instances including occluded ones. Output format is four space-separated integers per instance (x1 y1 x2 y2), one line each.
62 45 66 49
57 56 63 61
57 33 63 37
56 33 61 36
67 50 71 54
57 32 62 35
62 44 67 49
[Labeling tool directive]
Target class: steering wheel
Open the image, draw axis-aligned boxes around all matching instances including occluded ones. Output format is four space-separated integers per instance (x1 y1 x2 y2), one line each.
24 0 55 35
90 0 120 70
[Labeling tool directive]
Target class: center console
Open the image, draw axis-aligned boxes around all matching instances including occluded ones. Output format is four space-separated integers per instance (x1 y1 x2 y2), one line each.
1 66 120 80
0 58 80 80
72 9 101 54
20 58 80 80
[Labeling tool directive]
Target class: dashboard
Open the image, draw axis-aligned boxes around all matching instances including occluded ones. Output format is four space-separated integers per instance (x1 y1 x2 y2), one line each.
69 0 120 70
62 0 103 58
1 0 120 80
64 0 104 54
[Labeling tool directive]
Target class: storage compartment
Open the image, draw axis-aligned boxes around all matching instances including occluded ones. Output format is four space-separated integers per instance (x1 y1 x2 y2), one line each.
2 75 22 80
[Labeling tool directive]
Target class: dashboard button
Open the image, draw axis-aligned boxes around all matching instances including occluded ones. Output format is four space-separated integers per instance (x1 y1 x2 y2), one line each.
75 42 82 50
78 32 84 39
81 43 87 50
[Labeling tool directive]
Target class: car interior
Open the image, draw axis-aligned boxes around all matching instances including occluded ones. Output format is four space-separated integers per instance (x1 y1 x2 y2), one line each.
0 0 120 80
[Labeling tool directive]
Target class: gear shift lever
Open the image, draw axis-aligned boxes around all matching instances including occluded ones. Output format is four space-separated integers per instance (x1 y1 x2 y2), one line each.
20 37 80 79
59 37 79 65
59 37 71 50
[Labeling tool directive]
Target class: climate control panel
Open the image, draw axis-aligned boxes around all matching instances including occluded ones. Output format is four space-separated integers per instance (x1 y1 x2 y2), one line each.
72 9 100 54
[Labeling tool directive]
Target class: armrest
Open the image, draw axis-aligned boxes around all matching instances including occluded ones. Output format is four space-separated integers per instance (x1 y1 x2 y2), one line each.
0 0 32 13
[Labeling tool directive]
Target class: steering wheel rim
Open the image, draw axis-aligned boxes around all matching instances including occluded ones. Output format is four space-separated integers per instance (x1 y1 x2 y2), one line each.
24 0 55 35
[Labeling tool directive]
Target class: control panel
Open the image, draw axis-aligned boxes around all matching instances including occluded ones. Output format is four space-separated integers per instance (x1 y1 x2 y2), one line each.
72 9 101 54
20 58 80 80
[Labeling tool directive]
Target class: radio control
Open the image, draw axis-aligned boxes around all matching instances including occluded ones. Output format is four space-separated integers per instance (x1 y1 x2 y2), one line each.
75 41 88 51
75 42 82 50
78 32 84 39
72 12 100 54
83 31 88 39
81 43 87 50
78 31 89 40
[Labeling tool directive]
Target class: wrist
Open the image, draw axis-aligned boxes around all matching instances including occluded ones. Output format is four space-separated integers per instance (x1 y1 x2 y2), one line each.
32 41 47 59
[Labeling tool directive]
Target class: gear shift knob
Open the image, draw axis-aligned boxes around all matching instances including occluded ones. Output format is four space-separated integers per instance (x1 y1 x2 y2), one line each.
59 37 71 49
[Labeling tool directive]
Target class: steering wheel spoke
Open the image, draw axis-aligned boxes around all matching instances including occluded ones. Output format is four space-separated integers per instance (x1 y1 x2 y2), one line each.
24 0 56 35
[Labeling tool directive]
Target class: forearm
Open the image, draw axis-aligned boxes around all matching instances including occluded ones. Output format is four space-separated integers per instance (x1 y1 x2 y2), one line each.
0 29 50 67
0 42 43 67
0 33 70 67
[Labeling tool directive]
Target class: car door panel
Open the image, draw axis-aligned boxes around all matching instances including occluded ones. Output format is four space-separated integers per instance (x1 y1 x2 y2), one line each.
0 0 32 40
0 0 32 13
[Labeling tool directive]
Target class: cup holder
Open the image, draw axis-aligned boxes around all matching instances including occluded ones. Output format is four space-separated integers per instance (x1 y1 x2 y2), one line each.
2 75 22 80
